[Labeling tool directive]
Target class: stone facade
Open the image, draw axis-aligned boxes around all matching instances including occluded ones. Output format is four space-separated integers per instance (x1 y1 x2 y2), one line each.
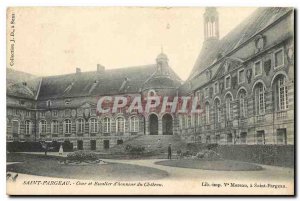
178 7 294 145
6 7 294 150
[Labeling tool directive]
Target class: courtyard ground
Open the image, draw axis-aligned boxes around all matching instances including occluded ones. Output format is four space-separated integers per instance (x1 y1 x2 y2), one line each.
7 152 293 182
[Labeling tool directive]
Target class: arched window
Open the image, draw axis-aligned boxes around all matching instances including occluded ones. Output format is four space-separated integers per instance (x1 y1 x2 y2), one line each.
25 120 31 135
103 117 111 133
254 83 265 115
39 120 47 134
64 119 71 134
90 118 98 133
214 98 221 123
51 120 59 134
130 116 139 132
116 117 125 133
225 94 233 120
275 75 288 111
76 119 85 133
238 90 247 118
205 102 210 124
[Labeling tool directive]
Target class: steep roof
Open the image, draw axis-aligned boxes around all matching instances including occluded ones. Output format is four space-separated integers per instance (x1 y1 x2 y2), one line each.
37 64 181 100
7 68 38 85
6 68 41 100
188 7 293 80
7 79 42 100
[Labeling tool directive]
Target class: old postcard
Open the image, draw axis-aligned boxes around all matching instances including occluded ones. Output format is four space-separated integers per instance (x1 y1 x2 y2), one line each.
6 7 294 195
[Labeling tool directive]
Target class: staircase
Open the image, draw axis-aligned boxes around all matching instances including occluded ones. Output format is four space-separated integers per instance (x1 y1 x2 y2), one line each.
106 135 186 156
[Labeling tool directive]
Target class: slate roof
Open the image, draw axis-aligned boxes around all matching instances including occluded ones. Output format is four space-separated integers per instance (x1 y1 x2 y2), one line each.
143 75 182 90
6 69 41 100
37 64 181 100
188 7 293 80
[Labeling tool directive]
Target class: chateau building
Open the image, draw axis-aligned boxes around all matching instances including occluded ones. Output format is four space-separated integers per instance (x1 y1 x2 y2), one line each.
6 7 294 150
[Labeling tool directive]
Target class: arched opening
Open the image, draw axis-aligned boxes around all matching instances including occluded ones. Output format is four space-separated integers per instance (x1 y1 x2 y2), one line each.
149 114 158 135
162 114 173 135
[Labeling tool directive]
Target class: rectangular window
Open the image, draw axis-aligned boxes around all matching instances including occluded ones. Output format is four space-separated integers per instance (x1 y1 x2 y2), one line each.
274 49 284 68
214 82 219 94
227 134 233 144
277 128 287 145
238 69 245 84
53 123 59 134
240 132 247 144
103 118 111 133
254 60 262 77
256 130 265 144
41 111 45 117
225 75 231 89
25 121 31 135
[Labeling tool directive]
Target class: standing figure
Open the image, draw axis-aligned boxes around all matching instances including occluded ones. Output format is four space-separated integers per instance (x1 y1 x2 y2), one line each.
167 143 172 160
59 144 64 156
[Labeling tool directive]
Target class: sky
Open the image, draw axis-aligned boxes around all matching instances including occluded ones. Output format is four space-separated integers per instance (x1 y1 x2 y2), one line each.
7 7 256 81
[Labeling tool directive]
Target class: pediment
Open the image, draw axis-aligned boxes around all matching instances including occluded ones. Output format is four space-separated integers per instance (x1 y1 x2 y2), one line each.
80 102 96 108
212 57 244 80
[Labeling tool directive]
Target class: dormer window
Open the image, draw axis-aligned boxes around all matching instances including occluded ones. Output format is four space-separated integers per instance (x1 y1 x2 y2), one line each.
19 100 25 105
46 100 52 107
148 90 156 97
65 99 71 105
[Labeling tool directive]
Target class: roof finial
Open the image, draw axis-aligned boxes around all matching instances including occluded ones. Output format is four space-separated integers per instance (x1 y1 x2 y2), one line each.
161 45 164 54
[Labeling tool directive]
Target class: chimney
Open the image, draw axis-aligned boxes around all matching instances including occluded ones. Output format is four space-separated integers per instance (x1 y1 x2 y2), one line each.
97 64 105 73
76 68 81 74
